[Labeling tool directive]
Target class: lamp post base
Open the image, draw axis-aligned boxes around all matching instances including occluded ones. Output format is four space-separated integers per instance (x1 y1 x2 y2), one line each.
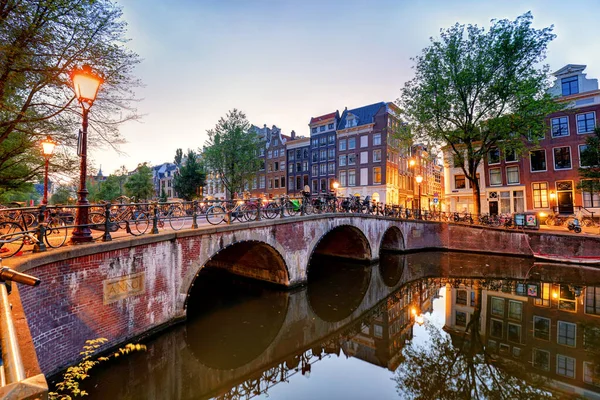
70 230 94 244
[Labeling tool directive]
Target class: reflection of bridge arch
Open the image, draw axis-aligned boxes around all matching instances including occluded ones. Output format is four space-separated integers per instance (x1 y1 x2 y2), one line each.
380 226 405 253
379 253 407 287
308 225 372 274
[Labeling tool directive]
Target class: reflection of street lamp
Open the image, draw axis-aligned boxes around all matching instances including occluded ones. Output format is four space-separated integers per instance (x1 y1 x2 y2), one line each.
415 175 423 218
70 65 103 243
41 136 57 205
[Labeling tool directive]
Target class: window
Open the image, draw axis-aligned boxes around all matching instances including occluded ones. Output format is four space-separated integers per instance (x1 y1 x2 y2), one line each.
577 112 596 134
280 177 285 187
348 137 356 150
320 150 327 161
312 165 318 176
288 164 294 174
268 179 273 189
551 117 569 137
348 153 356 165
579 144 591 167
583 183 600 208
488 148 500 164
267 150 272 159
532 182 549 208
360 151 368 164
533 349 550 371
339 171 347 186
259 176 265 189
311 127 317 134
339 139 346 151
373 149 382 162
558 321 576 347
489 168 502 186
508 301 522 320
328 123 334 130
319 163 327 175
505 149 517 162
360 136 368 148
506 166 519 184
328 162 335 174
289 179 295 190
312 180 318 193
280 162 285 171
312 139 318 148
360 168 368 185
319 136 326 146
288 150 295 161
296 162 301 172
513 190 524 213
530 150 546 172
373 133 381 146
348 170 356 186
303 148 309 159
320 125 325 132
534 283 551 307
374 324 383 338
456 290 467 305
339 155 347 166
533 316 550 340
586 287 600 315
490 319 503 339
302 161 308 171
373 167 381 184
491 297 504 317
455 175 466 189
259 148 265 157
554 146 572 170
274 179 279 188
274 162 279 171
556 354 576 378
584 362 600 386
274 149 279 158
328 134 335 144
455 311 467 327
561 75 579 96
328 148 335 160
312 152 318 163
508 323 521 343
470 291 476 306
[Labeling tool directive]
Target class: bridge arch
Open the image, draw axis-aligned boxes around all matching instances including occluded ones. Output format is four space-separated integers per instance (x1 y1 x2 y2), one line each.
380 226 405 253
308 225 372 272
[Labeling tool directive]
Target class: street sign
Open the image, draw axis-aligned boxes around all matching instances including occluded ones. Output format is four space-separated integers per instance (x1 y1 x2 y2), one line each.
433 198 439 204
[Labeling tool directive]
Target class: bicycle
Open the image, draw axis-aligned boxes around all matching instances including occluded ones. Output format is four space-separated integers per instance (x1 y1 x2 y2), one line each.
157 202 186 230
206 200 251 225
88 202 149 237
0 214 68 257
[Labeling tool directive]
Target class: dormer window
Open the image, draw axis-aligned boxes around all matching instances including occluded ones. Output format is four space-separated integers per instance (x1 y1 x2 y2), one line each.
561 76 579 96
346 114 357 128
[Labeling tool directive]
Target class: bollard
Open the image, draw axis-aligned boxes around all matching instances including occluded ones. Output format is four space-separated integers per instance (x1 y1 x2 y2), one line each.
191 200 199 229
256 198 262 221
102 203 112 242
280 197 285 219
151 202 159 234
33 205 47 253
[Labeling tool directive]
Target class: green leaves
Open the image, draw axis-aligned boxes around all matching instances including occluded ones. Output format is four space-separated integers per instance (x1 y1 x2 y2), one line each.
173 149 206 201
577 127 600 196
124 163 154 200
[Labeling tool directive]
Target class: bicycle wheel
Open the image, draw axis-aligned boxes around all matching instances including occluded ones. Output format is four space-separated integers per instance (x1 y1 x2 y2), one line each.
168 206 186 230
243 203 258 222
304 203 314 215
44 218 68 248
284 201 298 217
582 217 595 227
130 212 149 236
0 221 24 257
88 212 109 240
206 206 226 225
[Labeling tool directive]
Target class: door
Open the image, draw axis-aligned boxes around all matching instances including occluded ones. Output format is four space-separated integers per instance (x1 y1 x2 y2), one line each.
489 201 498 215
558 192 574 214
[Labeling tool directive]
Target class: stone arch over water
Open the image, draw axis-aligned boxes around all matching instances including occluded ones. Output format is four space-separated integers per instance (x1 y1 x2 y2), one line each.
308 225 372 271
380 226 405 253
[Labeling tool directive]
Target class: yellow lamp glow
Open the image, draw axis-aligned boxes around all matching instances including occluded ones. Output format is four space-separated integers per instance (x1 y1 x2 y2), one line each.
549 191 556 200
71 65 103 105
552 291 558 299
411 307 417 316
333 182 339 190
415 315 425 326
409 159 416 167
415 175 423 184
41 136 57 157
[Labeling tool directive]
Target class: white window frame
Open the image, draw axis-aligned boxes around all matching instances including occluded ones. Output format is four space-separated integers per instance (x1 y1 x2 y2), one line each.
576 111 596 134
373 149 382 162
489 168 502 186
532 348 550 371
533 316 551 340
506 166 520 185
339 139 347 151
579 144 591 168
557 321 577 347
551 116 570 138
530 149 547 173
360 151 368 164
488 148 501 165
360 135 368 148
552 146 572 171
373 133 382 146
556 354 576 379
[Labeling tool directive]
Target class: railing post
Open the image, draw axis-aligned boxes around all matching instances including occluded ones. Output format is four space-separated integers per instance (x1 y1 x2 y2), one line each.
280 197 285 219
151 202 159 234
256 198 262 221
102 203 112 242
191 201 199 229
33 205 46 253
300 197 305 217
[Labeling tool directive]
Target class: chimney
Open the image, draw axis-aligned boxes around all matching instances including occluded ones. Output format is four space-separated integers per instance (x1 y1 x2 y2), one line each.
291 130 296 139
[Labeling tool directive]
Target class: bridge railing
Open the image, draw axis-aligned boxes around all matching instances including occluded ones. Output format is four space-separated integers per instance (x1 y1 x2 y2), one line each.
0 196 578 257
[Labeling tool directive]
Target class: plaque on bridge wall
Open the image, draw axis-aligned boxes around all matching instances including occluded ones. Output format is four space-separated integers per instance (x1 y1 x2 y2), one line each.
103 272 146 304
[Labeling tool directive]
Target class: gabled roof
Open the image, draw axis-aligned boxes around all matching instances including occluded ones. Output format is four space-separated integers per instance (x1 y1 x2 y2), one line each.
337 102 386 130
310 111 338 125
553 64 586 77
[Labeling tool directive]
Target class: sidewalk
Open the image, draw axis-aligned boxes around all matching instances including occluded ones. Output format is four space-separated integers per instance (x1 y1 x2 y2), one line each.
538 224 600 236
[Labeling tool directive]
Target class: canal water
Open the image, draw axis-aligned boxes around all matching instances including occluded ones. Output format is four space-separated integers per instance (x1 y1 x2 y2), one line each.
78 251 600 399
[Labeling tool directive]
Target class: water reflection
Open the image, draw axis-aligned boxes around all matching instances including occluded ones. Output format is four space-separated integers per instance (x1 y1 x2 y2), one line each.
82 253 600 400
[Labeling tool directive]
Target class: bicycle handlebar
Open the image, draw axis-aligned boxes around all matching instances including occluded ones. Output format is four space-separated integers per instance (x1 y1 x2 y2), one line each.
0 267 40 287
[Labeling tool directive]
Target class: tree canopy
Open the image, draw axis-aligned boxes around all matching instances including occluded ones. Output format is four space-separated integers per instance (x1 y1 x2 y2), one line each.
203 109 262 199
173 149 205 201
398 12 562 214
0 0 140 196
124 164 154 200
577 127 600 199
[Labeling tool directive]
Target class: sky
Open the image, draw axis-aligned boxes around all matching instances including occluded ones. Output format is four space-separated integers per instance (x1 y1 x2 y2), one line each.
90 0 600 175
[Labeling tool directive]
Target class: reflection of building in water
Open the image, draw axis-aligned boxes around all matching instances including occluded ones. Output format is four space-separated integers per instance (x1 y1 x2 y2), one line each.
445 279 600 399
343 279 442 371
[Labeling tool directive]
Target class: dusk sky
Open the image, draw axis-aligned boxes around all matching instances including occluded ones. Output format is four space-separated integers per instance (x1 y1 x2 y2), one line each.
91 0 600 175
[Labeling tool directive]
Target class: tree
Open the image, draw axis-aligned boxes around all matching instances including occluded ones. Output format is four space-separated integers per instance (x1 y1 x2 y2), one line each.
159 188 168 203
174 148 184 166
173 149 206 201
398 12 562 215
203 109 262 199
577 127 600 201
97 175 125 201
50 185 73 205
0 0 141 191
124 164 154 200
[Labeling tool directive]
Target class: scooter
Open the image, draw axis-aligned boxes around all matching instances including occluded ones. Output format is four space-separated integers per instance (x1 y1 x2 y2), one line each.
567 218 582 233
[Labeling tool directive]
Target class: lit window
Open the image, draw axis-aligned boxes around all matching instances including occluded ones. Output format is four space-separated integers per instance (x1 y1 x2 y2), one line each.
455 175 466 189
489 168 502 186
532 182 549 208
506 166 519 184
373 167 381 184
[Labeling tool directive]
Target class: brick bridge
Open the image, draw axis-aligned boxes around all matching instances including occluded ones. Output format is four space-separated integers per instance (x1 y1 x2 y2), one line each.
7 214 600 376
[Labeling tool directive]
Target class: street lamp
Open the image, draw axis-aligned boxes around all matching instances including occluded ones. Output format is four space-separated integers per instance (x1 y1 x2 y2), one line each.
70 65 103 243
549 191 556 212
332 181 339 197
415 175 423 218
41 136 57 205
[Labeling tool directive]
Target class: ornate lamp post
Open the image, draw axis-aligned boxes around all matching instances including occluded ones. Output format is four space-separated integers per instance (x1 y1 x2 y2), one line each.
70 65 103 243
549 191 556 212
332 181 339 197
415 175 423 218
41 136 56 205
